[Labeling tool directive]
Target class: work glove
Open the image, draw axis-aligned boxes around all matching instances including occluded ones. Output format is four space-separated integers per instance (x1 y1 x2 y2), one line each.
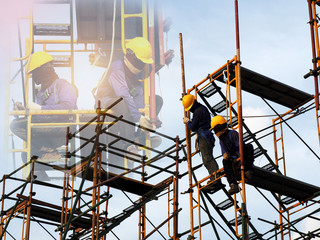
13 101 25 111
27 102 41 110
183 117 190 124
223 152 231 161
139 116 155 131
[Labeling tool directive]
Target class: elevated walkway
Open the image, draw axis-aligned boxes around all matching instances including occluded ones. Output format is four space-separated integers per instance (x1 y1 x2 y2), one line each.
69 160 156 196
6 194 100 230
215 66 313 109
246 166 320 201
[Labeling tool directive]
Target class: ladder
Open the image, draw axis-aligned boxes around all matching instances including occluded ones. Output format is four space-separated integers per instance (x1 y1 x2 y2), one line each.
12 0 75 177
185 58 284 239
215 57 248 238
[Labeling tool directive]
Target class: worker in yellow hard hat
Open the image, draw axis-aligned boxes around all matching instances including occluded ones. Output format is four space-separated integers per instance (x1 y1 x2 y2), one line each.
93 37 162 173
210 115 254 195
10 51 78 178
182 94 221 188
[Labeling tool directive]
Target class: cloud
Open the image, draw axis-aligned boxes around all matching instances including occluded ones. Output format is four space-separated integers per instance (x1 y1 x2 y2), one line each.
243 106 271 133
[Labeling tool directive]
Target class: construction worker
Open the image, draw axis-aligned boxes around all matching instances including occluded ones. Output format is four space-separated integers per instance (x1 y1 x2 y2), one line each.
93 37 162 171
182 94 220 185
10 51 78 165
210 115 254 195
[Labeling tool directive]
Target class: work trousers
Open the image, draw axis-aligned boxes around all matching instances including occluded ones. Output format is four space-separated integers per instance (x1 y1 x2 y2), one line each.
10 116 70 157
223 143 254 185
198 135 219 179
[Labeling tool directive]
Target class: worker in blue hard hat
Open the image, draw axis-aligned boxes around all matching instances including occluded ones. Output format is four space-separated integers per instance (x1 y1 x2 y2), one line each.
182 94 220 187
210 115 254 195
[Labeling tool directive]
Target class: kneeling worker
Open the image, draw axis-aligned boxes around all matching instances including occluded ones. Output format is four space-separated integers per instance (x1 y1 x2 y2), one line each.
210 115 254 195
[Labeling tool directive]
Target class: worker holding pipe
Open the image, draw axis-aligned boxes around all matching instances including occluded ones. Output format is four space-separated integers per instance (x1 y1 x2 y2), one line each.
182 94 220 188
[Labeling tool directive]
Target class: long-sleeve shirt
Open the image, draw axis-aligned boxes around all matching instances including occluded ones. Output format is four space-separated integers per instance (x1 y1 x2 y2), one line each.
36 78 78 110
187 102 214 141
95 60 142 122
219 129 239 158
35 78 78 123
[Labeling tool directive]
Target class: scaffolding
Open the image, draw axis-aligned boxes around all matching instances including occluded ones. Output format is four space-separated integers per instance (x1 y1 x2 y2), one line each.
2 1 320 240
180 1 320 240
0 99 183 239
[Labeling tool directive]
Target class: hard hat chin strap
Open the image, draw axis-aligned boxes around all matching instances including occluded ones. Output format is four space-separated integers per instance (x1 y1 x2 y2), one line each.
124 55 142 75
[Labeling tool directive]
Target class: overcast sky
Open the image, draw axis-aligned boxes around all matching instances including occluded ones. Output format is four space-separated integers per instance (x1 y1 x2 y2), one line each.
0 0 320 239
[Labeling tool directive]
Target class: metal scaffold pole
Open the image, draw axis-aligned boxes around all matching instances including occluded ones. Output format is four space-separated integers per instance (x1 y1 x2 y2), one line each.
234 0 248 239
179 33 194 238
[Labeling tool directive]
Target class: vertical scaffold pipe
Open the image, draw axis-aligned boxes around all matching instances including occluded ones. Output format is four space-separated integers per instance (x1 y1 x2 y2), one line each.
60 127 70 237
93 100 102 239
174 136 180 239
234 1 248 239
307 0 319 110
179 33 194 238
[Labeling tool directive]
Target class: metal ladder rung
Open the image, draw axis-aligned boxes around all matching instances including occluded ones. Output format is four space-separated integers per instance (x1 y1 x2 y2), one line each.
33 24 71 36
229 216 242 226
123 13 144 18
212 100 226 113
123 205 135 213
249 232 261 240
216 199 234 210
253 148 266 159
201 84 221 98
229 215 251 226
282 196 297 205
261 163 276 171
52 55 72 67
228 116 238 128
243 131 255 143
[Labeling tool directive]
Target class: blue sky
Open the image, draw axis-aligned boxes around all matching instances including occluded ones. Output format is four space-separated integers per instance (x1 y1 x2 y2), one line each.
0 0 320 239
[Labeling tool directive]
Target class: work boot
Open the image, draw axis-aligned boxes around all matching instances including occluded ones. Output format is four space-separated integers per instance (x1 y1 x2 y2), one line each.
127 144 138 153
207 178 222 186
125 145 140 177
205 178 224 193
39 151 61 162
245 170 253 180
151 136 162 148
126 145 140 162
228 183 240 195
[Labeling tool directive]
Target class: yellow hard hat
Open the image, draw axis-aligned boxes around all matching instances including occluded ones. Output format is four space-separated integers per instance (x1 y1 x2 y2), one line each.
182 94 195 111
27 51 54 74
210 115 227 130
126 37 153 64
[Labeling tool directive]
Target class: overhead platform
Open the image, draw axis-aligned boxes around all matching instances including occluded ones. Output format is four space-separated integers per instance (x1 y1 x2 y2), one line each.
69 161 157 196
216 66 313 109
8 194 96 230
246 166 320 201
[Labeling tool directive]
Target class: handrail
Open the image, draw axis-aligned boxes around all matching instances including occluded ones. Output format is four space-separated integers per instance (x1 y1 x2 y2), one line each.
12 10 33 62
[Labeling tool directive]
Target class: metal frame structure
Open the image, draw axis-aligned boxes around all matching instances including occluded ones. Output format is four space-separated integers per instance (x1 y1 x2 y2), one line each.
1 98 183 240
179 1 320 240
179 48 320 240
2 1 320 240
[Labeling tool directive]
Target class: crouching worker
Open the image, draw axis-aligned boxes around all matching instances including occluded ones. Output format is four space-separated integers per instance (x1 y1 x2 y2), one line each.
182 94 220 186
10 51 78 165
210 115 254 195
